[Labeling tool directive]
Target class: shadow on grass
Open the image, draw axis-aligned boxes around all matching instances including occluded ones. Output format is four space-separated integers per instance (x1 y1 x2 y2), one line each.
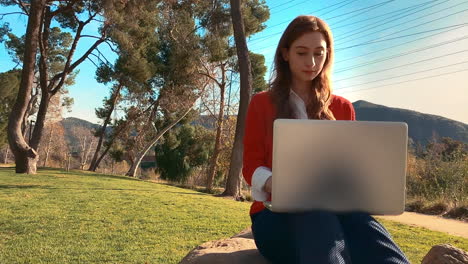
0 184 44 189
0 166 143 183
163 191 209 196
0 184 154 191
0 185 211 196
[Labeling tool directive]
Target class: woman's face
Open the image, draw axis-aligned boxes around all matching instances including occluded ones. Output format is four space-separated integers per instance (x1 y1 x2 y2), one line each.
282 31 328 83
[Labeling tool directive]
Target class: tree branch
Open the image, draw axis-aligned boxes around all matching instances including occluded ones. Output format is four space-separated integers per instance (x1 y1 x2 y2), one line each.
50 0 77 17
201 98 216 117
95 48 112 65
86 56 99 68
103 40 118 53
38 6 51 97
0 12 27 19
197 71 222 88
12 0 29 15
50 22 107 95
81 35 104 40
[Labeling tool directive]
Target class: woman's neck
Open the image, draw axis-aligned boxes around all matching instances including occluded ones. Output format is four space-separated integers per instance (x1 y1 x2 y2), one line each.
290 79 312 103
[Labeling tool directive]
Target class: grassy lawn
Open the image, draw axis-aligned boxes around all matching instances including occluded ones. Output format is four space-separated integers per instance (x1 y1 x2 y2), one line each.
0 167 467 263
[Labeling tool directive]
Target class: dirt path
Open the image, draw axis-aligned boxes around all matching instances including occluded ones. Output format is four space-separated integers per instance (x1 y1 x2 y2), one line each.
376 212 467 238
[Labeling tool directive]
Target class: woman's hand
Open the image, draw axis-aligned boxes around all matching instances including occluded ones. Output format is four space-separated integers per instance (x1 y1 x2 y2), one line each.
263 176 272 193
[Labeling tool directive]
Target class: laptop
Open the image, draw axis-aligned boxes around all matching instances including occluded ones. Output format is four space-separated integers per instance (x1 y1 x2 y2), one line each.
263 119 408 215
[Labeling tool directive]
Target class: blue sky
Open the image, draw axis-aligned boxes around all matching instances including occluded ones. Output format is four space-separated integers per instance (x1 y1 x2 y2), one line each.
1 0 467 124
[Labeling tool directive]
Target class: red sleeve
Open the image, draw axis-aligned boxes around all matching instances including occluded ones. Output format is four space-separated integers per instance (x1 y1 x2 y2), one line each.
242 94 267 186
348 102 356 121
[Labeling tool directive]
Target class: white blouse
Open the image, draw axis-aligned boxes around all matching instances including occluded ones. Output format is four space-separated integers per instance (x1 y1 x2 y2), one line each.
250 89 308 201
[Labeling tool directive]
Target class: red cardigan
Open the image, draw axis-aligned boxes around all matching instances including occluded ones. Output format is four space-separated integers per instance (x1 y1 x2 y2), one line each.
242 91 356 216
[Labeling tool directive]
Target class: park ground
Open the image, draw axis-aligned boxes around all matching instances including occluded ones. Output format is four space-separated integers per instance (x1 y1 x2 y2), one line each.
0 167 467 263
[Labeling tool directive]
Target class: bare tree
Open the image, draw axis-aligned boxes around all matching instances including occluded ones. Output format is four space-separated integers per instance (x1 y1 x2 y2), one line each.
40 122 67 167
198 62 231 191
71 126 97 170
37 92 69 168
2 147 10 164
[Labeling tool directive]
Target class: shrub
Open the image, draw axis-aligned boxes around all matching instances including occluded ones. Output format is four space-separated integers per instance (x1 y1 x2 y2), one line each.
443 206 468 221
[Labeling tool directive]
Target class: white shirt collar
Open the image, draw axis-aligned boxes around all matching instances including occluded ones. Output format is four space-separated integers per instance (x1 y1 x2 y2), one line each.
289 89 308 119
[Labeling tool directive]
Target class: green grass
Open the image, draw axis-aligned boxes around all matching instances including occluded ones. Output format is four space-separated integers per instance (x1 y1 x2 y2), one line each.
0 167 467 263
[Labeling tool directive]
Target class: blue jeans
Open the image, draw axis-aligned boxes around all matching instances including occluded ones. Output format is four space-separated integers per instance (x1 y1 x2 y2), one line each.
251 209 410 264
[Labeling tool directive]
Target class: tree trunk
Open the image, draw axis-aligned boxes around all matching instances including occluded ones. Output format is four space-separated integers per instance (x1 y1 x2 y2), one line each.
223 0 253 199
88 139 114 172
88 85 122 171
206 82 226 191
7 0 46 174
3 148 9 164
80 135 88 170
126 106 193 177
83 138 95 169
42 127 53 167
66 153 71 172
30 91 51 150
22 90 38 137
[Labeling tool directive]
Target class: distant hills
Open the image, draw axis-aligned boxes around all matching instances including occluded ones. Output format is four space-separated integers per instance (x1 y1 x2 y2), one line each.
62 100 467 147
60 117 101 147
353 100 468 145
62 117 100 131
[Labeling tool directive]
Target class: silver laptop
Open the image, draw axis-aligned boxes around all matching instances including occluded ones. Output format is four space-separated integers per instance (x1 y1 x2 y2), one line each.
264 119 407 215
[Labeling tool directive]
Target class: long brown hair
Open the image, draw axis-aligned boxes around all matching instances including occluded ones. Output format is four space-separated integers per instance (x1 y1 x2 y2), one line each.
270 15 335 120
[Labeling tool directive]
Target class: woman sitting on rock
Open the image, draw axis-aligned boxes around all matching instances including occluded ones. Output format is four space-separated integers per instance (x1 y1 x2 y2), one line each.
242 15 410 264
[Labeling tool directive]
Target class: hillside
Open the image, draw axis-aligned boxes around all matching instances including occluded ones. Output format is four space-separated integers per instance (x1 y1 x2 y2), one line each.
63 100 468 147
61 117 108 147
353 100 468 145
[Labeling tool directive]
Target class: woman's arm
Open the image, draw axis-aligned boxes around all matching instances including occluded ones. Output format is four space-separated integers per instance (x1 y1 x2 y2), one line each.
242 94 271 201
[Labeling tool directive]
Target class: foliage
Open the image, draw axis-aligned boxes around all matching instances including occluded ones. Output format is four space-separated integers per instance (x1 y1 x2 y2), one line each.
249 51 268 93
0 22 10 42
0 69 21 147
0 0 162 174
423 137 468 162
406 138 468 207
155 122 214 183
214 115 237 186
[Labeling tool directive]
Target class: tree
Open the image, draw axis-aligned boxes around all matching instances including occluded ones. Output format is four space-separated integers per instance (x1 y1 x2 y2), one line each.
70 126 96 170
2 0 159 173
38 121 68 167
87 76 123 171
196 0 269 192
37 93 70 168
6 0 45 174
223 0 256 199
122 0 212 177
250 51 268 93
156 122 214 183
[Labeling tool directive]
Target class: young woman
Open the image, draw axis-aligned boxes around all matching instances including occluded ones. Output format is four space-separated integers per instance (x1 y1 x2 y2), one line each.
242 16 410 264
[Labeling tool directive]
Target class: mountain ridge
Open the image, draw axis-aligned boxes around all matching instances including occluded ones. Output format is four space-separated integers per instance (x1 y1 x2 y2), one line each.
63 100 468 146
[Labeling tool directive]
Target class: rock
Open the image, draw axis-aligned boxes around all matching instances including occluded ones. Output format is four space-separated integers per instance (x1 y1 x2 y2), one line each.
179 228 270 264
421 244 468 264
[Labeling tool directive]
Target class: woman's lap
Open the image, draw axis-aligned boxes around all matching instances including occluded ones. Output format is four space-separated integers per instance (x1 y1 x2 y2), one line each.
336 212 409 264
251 209 352 264
251 209 409 264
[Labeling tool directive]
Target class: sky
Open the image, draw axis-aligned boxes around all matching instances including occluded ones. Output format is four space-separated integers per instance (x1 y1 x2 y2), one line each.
1 0 467 124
